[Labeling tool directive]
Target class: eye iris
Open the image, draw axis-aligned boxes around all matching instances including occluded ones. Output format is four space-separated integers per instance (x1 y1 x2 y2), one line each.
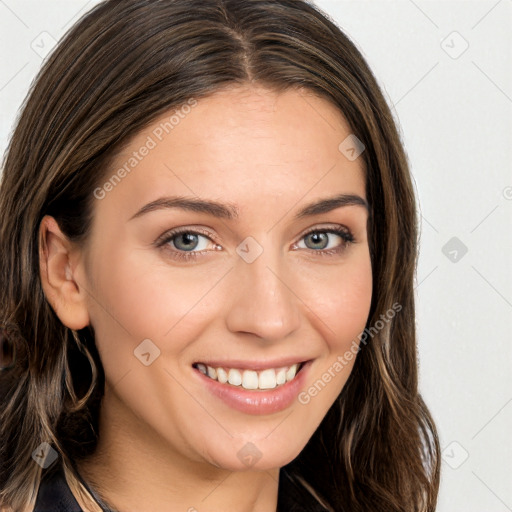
306 232 328 250
174 233 199 251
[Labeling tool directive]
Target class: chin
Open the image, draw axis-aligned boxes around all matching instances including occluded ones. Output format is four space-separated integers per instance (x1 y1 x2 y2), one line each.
200 435 307 472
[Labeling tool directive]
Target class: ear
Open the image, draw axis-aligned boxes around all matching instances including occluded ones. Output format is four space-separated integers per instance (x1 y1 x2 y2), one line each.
39 215 90 330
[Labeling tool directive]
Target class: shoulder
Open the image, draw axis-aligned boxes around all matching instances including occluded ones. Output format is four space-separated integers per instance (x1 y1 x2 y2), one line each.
34 463 84 512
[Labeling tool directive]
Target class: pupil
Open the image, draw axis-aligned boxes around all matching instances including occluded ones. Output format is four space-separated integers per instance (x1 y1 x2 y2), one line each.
177 233 197 250
308 232 327 249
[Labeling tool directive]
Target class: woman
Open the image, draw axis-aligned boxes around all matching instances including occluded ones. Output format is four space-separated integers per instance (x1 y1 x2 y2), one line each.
0 0 440 511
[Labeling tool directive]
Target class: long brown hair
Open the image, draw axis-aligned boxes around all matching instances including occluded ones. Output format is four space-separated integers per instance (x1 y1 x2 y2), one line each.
0 1 440 510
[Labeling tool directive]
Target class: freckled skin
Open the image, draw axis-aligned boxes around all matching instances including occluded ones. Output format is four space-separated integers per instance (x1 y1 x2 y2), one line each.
66 85 372 512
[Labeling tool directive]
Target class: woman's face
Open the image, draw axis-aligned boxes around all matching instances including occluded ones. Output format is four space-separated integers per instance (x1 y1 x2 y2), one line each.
78 85 372 471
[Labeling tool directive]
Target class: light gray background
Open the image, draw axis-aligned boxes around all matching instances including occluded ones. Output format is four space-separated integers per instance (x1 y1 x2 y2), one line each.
1 1 511 510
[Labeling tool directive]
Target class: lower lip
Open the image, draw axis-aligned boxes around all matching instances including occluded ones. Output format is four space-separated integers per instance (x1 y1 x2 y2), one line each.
193 361 312 415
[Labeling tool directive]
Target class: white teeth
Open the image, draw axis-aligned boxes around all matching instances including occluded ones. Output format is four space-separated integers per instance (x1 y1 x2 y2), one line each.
195 362 303 390
276 368 287 385
242 370 259 390
206 366 217 380
228 368 242 386
258 369 277 389
286 364 299 382
216 367 228 384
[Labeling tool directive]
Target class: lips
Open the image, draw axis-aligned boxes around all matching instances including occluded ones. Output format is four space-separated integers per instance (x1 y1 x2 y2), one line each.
192 359 313 415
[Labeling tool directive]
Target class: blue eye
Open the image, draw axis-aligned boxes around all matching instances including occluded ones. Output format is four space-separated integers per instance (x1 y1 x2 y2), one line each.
156 225 355 262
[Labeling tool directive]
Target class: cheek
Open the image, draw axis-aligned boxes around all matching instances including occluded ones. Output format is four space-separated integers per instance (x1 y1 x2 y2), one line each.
89 245 211 334
85 244 229 377
332 261 373 345
298 249 373 349
293 252 372 425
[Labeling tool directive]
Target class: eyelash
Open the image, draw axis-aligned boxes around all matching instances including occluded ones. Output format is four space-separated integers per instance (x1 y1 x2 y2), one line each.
155 225 355 262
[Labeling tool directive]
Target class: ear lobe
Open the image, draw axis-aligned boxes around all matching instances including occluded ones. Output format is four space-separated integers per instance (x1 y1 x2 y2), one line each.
39 215 90 330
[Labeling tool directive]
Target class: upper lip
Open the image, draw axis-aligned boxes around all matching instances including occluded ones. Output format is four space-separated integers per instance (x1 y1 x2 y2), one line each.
193 357 312 372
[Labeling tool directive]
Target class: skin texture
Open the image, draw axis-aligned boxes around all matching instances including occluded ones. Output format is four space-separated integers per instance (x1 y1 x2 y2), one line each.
39 85 373 512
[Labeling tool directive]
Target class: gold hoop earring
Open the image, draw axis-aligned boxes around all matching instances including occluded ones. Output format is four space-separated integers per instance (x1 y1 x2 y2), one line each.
66 328 98 412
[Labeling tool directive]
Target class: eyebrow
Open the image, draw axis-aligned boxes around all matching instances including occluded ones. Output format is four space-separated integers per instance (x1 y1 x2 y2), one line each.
129 193 369 222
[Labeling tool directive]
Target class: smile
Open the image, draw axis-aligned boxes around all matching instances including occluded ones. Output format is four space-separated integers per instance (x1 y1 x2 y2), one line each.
193 362 306 391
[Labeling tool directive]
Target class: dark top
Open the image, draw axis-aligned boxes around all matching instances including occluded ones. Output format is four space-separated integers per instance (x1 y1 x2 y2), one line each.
34 463 328 512
34 464 83 512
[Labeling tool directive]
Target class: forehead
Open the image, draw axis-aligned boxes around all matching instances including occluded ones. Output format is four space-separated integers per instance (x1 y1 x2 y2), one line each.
96 85 366 220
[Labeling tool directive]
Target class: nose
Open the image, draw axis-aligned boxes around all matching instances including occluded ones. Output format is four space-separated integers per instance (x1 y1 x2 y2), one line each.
224 247 301 342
